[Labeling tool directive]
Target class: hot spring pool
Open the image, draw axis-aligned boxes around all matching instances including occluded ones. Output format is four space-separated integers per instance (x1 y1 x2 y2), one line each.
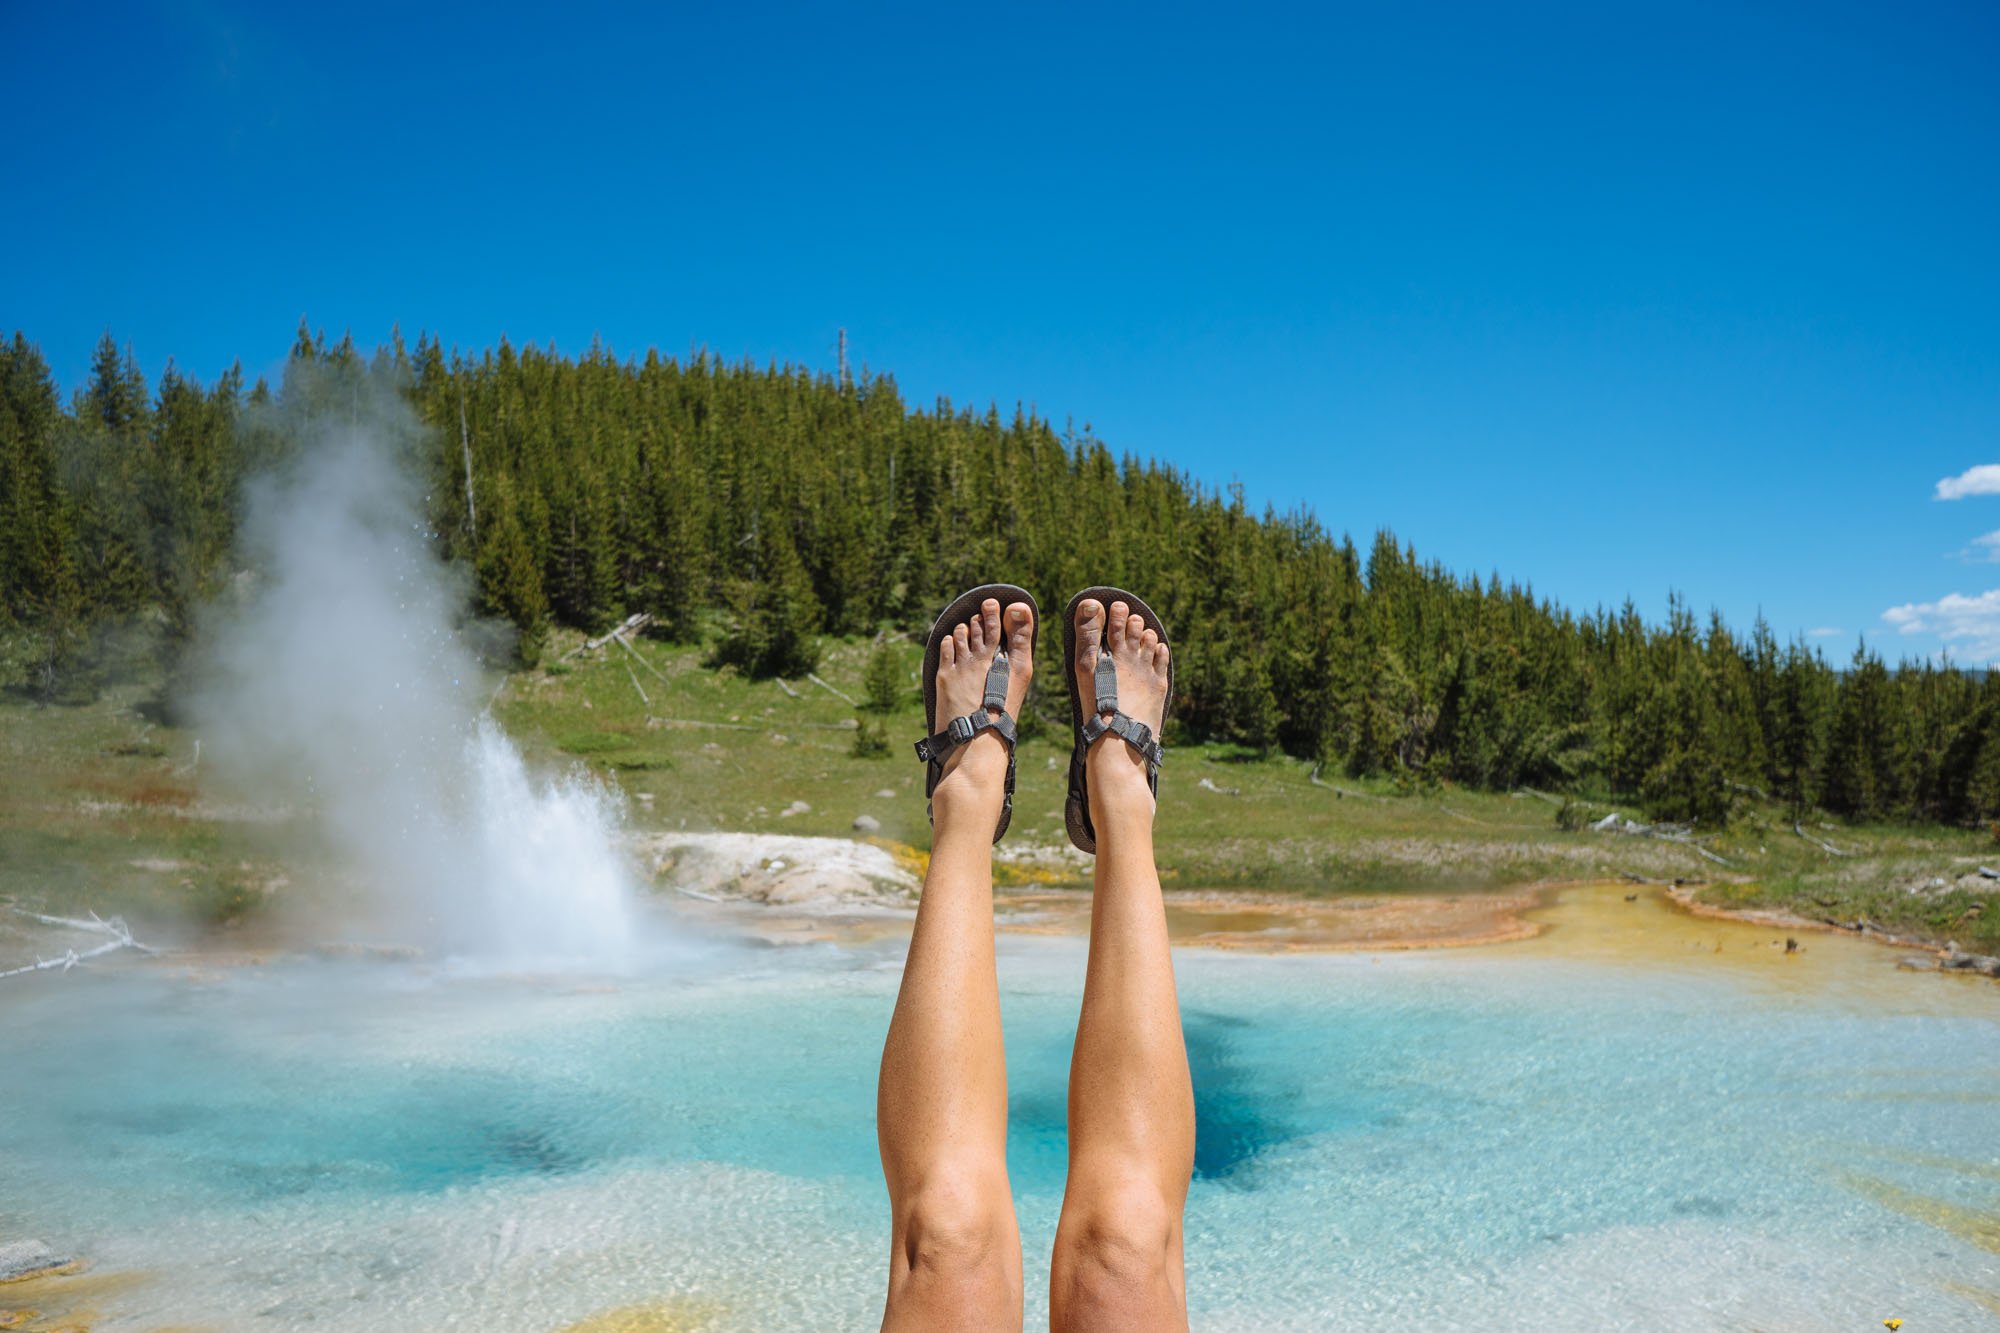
1 885 1996 1330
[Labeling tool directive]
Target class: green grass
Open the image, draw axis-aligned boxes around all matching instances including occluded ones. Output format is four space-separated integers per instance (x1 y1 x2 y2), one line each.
3 626 1996 952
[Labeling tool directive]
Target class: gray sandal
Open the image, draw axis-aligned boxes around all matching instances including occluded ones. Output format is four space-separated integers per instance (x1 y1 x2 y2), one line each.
914 583 1038 843
1062 586 1172 853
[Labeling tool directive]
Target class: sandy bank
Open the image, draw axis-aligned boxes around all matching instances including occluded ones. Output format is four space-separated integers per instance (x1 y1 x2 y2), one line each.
636 830 2000 991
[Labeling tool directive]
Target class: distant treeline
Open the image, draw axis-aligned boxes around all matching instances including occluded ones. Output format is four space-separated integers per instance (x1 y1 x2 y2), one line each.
4 326 1998 828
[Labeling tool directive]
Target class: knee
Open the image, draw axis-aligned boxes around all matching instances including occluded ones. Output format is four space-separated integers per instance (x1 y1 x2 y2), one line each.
897 1170 1014 1282
1054 1177 1180 1296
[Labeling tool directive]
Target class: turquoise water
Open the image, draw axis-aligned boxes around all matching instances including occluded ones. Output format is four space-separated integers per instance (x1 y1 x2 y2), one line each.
2 907 1998 1329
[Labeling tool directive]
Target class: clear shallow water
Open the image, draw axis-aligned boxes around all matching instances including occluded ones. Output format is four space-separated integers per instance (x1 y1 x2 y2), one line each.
2 893 1998 1330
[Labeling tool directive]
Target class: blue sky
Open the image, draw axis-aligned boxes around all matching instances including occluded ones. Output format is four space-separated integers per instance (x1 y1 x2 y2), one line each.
5 1 1998 663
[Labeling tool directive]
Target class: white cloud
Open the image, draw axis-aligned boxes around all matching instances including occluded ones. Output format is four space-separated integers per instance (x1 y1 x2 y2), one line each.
1805 626 1843 638
1965 530 2000 563
1935 464 2000 500
1881 588 2000 665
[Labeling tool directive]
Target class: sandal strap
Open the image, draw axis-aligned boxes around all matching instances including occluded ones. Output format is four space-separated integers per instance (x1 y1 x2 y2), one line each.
916 649 1018 763
914 708 1018 764
1081 710 1164 768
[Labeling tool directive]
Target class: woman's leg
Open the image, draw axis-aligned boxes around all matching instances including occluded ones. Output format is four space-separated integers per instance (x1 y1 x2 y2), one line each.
878 597 1035 1331
1050 598 1194 1333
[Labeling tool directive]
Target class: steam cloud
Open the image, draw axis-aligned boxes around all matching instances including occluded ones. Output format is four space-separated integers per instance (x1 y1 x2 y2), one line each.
186 378 635 963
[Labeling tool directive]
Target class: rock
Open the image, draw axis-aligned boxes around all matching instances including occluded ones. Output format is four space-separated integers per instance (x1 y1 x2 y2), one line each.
1896 956 1936 972
0 1239 73 1281
638 831 920 908
1940 948 2000 977
873 788 895 799
779 800 810 818
853 814 881 833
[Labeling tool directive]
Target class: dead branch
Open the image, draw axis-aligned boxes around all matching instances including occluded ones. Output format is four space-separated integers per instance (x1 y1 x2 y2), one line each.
459 392 477 543
1197 777 1241 796
1792 821 1854 858
773 678 802 699
1512 787 1563 805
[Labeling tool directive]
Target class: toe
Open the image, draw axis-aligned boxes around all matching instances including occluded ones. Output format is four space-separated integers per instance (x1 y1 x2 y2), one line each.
978 598 1002 655
1076 598 1104 660
940 632 956 668
1006 602 1034 659
1140 627 1159 652
1125 613 1145 650
1154 641 1170 672
953 622 971 661
1107 601 1129 649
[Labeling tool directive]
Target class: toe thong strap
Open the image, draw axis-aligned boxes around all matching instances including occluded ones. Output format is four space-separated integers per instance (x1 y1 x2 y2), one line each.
1081 711 1165 768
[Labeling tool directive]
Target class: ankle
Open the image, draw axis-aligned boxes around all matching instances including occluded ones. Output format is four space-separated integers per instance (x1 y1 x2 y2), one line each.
1085 753 1155 833
932 736 1009 824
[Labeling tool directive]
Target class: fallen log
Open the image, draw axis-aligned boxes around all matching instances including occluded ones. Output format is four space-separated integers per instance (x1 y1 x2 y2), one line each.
1307 765 1387 801
565 612 655 659
646 717 760 731
1792 821 1854 857
807 673 859 707
613 632 674 685
620 661 650 708
1 909 156 981
1591 814 1735 866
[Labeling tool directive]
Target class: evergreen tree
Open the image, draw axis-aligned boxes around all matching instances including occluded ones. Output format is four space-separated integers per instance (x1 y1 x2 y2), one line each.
862 640 905 713
10 322 2000 830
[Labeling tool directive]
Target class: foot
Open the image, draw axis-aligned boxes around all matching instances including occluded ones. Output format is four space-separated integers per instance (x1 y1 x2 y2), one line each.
1073 598 1170 826
930 597 1035 826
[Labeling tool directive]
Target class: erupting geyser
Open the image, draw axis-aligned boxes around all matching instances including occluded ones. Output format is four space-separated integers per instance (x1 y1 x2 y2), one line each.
186 376 636 964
